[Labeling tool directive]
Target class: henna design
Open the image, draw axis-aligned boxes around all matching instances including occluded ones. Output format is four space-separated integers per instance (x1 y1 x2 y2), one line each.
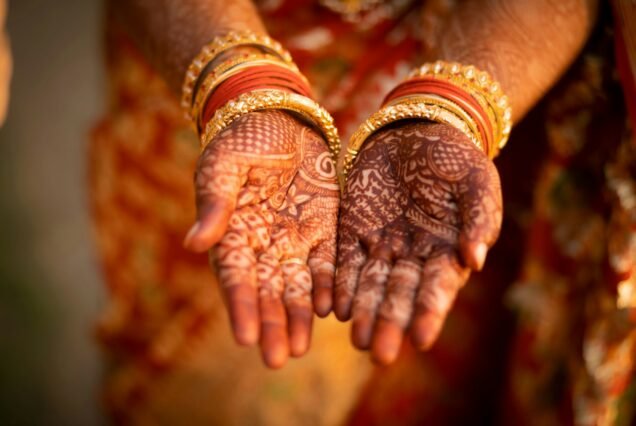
185 110 339 368
336 121 502 364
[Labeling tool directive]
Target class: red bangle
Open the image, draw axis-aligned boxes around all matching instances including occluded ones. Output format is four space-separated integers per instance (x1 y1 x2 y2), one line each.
384 77 493 153
201 65 313 128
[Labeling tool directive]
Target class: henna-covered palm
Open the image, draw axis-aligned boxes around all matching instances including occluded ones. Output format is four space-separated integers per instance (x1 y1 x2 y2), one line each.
335 121 502 365
183 110 339 368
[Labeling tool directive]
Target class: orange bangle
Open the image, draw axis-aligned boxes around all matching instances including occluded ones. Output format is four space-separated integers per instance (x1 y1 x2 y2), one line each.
384 77 493 154
201 65 313 127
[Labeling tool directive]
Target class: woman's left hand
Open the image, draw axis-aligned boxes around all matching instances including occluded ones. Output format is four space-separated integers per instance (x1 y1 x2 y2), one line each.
335 121 503 364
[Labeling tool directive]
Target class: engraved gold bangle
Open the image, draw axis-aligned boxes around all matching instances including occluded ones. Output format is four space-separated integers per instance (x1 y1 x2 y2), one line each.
385 94 484 151
342 100 483 186
201 89 340 161
191 54 302 131
181 31 294 120
407 61 513 158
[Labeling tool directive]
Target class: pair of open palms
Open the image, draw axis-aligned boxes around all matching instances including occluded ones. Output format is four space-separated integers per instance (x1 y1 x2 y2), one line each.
183 110 502 368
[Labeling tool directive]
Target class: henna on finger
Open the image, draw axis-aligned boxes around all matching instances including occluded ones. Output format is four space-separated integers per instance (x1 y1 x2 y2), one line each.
215 229 259 345
372 258 422 364
190 109 339 367
337 120 503 360
308 238 337 317
190 86 339 367
281 262 314 357
351 245 394 349
256 252 289 368
410 252 469 350
335 233 367 320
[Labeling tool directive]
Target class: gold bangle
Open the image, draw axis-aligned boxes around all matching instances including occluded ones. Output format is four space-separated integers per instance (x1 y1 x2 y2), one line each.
385 94 484 152
181 31 294 121
408 61 512 158
342 100 482 186
191 53 299 131
201 89 340 162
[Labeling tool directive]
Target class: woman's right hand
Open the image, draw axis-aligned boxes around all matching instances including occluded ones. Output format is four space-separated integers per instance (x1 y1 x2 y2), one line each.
183 110 340 368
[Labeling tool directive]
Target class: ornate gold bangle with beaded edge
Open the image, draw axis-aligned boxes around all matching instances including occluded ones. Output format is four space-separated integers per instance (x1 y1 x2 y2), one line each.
201 89 340 164
181 31 294 121
407 61 512 158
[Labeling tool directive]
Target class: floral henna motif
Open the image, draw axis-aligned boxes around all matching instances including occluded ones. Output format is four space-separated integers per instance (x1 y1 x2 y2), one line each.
335 121 502 365
184 110 339 368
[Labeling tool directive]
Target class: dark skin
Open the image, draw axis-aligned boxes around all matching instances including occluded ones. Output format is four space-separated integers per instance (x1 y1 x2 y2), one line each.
333 0 599 364
112 0 337 368
113 0 598 367
336 122 501 364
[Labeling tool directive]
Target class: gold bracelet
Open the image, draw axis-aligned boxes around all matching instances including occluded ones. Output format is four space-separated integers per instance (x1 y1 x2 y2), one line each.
342 100 482 184
385 94 484 151
190 53 300 131
408 61 512 157
201 89 340 161
181 31 294 121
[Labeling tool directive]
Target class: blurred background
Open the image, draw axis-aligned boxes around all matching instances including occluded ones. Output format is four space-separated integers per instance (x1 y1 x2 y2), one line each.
0 0 104 424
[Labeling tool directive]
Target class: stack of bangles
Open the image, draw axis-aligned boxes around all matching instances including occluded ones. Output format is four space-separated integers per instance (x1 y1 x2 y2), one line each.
342 61 513 187
181 31 340 162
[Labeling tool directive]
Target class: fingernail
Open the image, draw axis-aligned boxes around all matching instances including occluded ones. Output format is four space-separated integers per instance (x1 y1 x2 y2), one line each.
183 221 201 247
474 242 488 270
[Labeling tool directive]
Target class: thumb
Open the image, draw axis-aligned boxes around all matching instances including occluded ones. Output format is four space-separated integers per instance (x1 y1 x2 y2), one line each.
457 164 502 271
184 152 248 253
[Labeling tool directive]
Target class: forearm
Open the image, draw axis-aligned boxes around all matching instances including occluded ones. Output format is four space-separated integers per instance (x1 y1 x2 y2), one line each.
110 0 267 94
430 0 599 122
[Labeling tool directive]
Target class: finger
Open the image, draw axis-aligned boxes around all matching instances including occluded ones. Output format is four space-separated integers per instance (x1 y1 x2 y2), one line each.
334 233 367 321
351 246 393 350
215 230 259 346
281 261 313 357
256 253 289 369
411 252 469 350
184 151 248 252
457 163 502 271
372 259 421 365
308 238 336 318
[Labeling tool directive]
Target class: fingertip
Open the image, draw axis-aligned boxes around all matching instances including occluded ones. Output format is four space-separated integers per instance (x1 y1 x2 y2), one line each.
262 344 289 369
288 305 312 357
371 320 403 365
334 295 352 322
410 312 443 351
460 238 488 271
185 202 234 252
473 242 488 271
313 287 333 318
233 322 259 346
182 221 201 249
226 286 259 346
351 313 374 350
260 322 289 368
289 334 310 358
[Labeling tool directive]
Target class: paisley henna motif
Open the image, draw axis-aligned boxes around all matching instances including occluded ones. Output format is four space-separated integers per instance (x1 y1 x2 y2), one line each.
335 121 502 364
184 110 339 368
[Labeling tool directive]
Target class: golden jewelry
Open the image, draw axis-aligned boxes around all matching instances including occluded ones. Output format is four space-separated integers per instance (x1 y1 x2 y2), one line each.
386 94 484 151
201 89 340 161
342 99 482 185
341 61 512 186
191 53 302 131
181 31 294 121
408 61 513 158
